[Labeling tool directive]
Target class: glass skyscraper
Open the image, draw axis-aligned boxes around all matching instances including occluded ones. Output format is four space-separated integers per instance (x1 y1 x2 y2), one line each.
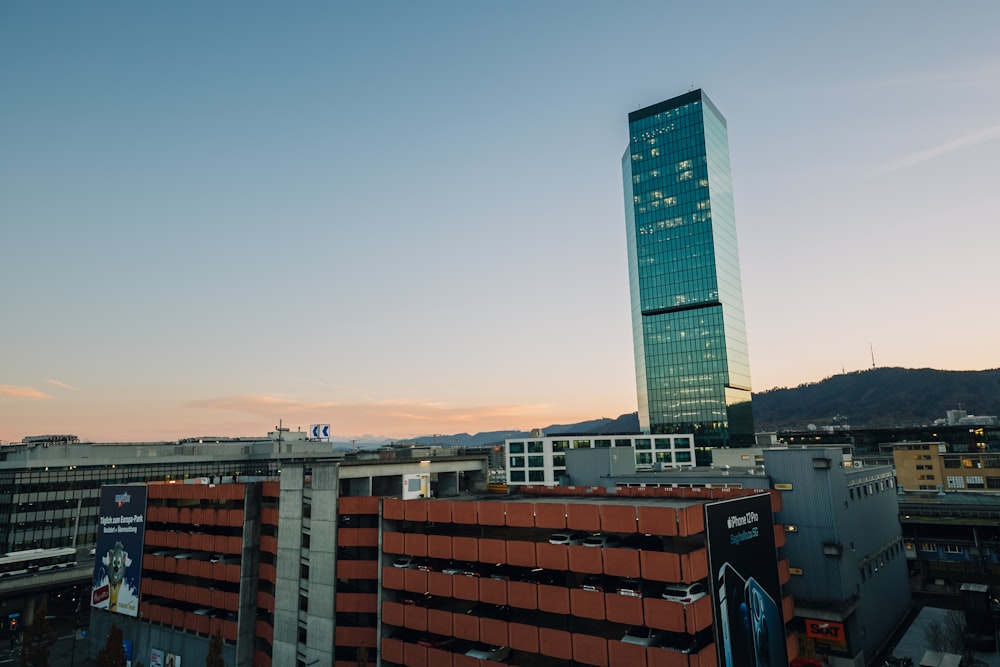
623 90 755 450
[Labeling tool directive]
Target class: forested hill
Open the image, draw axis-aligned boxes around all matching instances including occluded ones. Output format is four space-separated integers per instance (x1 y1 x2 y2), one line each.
751 367 1000 430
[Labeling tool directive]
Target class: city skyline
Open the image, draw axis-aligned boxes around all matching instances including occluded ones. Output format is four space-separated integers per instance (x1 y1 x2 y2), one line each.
3 3 1000 443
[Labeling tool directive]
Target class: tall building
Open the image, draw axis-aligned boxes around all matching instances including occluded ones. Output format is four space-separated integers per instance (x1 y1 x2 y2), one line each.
623 89 754 449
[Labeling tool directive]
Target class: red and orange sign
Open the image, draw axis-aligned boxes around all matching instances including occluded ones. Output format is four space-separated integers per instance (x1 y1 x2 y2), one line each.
805 619 845 642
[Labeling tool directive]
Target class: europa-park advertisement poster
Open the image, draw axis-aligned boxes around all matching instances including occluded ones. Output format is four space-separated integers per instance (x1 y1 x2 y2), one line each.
704 493 788 667
92 485 147 617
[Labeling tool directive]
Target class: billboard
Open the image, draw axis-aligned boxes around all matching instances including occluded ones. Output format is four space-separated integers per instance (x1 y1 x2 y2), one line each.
92 485 147 617
704 493 787 667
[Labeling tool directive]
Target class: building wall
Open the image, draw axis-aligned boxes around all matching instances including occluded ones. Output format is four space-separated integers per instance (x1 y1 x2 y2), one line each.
764 448 910 665
505 434 695 486
378 488 796 667
893 443 1000 492
272 464 304 666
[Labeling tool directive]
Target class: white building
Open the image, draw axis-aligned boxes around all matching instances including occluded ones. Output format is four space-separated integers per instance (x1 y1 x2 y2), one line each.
504 433 696 485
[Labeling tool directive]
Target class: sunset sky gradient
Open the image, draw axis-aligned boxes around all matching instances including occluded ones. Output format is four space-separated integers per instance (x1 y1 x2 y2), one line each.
3 2 999 443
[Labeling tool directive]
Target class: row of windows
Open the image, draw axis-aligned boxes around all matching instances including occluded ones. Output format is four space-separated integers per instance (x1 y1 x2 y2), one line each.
859 540 903 581
509 438 692 453
508 470 545 483
946 475 1000 489
914 542 965 554
943 455 1000 469
848 477 894 500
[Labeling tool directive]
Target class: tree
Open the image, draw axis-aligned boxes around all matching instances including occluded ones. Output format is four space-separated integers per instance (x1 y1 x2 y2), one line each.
206 632 225 667
19 599 56 667
96 624 126 667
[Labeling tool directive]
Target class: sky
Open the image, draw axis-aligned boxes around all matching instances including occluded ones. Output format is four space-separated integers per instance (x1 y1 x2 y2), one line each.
2 2 999 444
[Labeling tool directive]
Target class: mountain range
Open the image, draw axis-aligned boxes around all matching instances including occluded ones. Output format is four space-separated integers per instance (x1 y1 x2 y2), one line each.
337 367 999 449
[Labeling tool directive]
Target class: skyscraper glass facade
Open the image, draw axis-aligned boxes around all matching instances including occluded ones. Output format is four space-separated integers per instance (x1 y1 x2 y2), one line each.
623 90 754 449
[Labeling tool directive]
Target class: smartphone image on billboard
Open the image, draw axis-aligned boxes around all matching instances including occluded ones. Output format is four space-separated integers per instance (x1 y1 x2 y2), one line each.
717 562 755 667
745 576 786 667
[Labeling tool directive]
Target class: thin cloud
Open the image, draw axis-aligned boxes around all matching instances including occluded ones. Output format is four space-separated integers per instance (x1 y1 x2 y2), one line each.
189 395 551 420
46 379 82 392
877 124 1000 174
187 394 555 437
0 385 51 399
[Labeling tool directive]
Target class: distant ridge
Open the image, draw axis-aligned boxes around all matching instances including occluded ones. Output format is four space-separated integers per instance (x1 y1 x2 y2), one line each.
751 367 1000 430
400 367 1000 446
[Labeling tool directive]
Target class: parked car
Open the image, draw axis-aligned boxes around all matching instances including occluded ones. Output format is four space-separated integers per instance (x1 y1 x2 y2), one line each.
485 564 518 581
392 556 416 569
548 531 588 546
579 574 612 593
658 629 711 653
621 626 666 647
661 581 707 604
616 577 656 598
464 644 511 661
416 634 456 648
441 562 480 577
583 533 622 548
518 568 562 586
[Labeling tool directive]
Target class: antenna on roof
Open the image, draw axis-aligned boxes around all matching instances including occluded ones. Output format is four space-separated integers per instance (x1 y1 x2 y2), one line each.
869 343 876 370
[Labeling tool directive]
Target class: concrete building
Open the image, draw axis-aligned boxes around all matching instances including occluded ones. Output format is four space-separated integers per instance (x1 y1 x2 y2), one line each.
378 486 796 667
764 447 911 666
0 430 489 666
504 434 697 486
897 487 1000 601
554 444 912 665
892 442 1000 492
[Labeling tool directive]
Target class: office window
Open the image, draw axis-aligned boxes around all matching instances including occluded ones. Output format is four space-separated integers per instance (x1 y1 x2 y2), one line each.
527 441 544 453
945 545 962 554
553 454 565 467
947 476 965 489
509 457 525 468
552 440 568 452
675 451 691 463
527 456 545 468
573 440 591 449
635 452 652 466
635 439 651 450
509 442 524 454
967 475 985 489
920 542 936 552
654 439 673 450
528 470 545 482
509 471 525 483
595 439 612 448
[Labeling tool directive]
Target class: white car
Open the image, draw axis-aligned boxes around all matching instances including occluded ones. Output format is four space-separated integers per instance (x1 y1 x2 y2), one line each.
441 562 480 577
661 582 707 604
464 644 511 661
392 556 432 571
583 533 622 548
548 531 588 546
621 626 665 647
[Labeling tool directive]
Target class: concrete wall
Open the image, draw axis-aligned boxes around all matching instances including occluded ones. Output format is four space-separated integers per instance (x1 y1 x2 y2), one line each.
305 463 339 666
272 464 304 666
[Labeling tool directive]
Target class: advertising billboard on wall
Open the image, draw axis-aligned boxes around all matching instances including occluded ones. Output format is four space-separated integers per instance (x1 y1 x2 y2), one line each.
92 485 147 617
704 493 787 667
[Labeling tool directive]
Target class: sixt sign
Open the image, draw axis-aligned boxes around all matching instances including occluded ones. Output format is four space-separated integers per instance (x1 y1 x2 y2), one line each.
310 424 331 439
805 619 845 642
